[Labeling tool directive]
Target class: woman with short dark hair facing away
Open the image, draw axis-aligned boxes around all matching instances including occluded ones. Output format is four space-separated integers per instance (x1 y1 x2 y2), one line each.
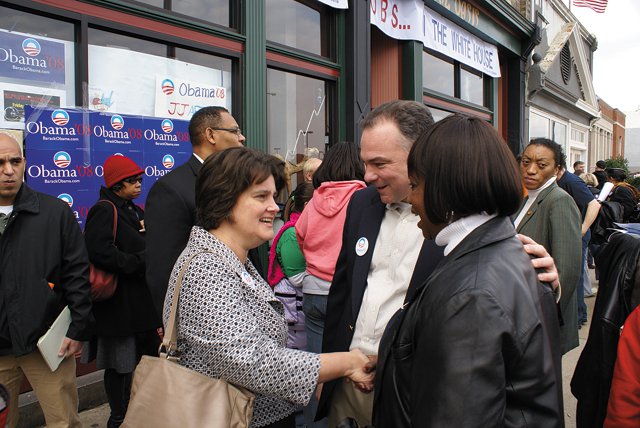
373 115 563 428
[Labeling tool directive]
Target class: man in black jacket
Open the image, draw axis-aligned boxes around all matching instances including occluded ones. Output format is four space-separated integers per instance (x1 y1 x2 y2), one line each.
0 132 91 427
145 107 251 317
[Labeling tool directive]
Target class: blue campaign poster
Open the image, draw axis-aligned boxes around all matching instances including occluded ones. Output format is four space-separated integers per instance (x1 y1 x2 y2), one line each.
26 147 92 191
139 116 191 204
0 31 66 84
24 106 88 152
24 107 192 226
91 112 145 153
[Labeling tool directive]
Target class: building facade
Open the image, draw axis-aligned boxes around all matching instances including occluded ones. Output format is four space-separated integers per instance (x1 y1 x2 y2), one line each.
367 0 537 155
593 98 626 167
521 0 599 166
589 101 613 169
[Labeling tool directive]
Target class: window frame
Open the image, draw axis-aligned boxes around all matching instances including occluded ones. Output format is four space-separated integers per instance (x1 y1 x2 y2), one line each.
422 48 494 121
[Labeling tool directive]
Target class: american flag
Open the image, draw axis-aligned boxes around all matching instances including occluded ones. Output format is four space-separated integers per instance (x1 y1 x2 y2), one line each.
573 0 608 13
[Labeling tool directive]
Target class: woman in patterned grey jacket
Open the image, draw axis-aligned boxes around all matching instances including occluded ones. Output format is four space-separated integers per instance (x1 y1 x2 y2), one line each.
162 147 374 428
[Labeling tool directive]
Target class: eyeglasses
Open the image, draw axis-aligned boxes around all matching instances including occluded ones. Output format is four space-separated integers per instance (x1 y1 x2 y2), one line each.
123 176 143 185
210 127 243 136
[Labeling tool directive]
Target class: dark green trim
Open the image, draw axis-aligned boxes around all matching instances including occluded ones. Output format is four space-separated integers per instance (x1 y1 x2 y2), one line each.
244 0 266 152
266 43 340 73
491 77 498 127
83 0 245 43
483 0 535 35
336 11 347 143
402 41 423 101
423 88 494 117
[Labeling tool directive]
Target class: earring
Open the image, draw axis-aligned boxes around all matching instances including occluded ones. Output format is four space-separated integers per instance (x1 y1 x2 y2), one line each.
446 210 455 224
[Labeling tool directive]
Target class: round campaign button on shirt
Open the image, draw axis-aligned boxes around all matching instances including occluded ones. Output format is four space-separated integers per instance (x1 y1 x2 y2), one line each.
355 237 369 257
241 271 255 286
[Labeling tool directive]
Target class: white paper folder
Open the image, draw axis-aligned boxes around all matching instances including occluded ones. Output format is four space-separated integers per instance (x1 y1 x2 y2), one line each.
37 306 71 372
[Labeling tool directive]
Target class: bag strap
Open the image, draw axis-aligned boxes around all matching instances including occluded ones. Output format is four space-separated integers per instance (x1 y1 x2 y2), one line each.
97 199 118 240
162 250 215 359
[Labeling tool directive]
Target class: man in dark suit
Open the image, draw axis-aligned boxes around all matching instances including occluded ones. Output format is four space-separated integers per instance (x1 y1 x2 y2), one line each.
319 102 562 427
319 100 441 427
145 106 246 317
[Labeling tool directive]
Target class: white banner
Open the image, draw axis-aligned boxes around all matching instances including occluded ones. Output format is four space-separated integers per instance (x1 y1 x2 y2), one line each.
369 0 501 77
370 0 423 42
315 0 348 9
421 8 500 77
154 76 226 121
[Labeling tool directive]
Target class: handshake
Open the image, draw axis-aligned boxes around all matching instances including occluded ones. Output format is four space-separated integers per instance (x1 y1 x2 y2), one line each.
345 349 377 393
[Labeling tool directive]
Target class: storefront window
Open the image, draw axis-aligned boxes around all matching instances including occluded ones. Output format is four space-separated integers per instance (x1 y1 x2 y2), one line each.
460 67 483 105
423 49 490 112
88 29 232 120
529 111 550 140
172 0 230 28
428 107 452 122
553 121 567 150
0 7 75 132
123 0 230 27
266 0 329 57
529 110 568 152
267 68 328 189
422 51 454 97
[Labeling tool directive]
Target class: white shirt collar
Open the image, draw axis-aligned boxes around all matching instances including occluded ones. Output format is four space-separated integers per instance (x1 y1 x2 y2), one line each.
526 175 556 199
435 212 497 256
193 153 205 164
386 202 412 215
513 175 556 228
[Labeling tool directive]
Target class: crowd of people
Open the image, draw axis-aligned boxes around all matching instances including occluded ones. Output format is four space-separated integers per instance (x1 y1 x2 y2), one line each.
0 99 638 428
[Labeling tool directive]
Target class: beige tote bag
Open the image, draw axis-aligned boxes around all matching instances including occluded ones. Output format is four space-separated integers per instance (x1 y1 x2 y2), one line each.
122 251 255 427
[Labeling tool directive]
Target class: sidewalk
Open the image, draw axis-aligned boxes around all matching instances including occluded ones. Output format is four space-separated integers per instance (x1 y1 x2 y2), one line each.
26 270 599 428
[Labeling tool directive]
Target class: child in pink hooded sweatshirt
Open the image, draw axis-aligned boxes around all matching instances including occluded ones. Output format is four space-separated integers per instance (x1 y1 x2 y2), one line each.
295 141 366 427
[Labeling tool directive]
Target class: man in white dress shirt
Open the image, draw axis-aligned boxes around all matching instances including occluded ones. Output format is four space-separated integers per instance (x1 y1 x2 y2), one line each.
319 101 561 427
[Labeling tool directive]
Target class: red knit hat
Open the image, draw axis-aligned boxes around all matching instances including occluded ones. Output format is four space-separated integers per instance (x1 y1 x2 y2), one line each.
103 154 144 188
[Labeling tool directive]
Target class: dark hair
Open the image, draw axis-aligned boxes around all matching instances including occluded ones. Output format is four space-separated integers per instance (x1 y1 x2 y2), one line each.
312 141 364 189
408 114 522 224
196 147 285 230
573 160 585 168
607 167 627 182
525 138 566 169
188 106 229 147
596 160 606 169
361 100 434 149
283 182 314 221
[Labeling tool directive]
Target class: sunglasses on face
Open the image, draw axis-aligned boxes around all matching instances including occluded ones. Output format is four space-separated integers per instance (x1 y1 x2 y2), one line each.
123 175 143 185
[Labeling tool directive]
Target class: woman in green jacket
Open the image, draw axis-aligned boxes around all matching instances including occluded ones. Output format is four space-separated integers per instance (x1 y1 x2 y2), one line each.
515 138 582 354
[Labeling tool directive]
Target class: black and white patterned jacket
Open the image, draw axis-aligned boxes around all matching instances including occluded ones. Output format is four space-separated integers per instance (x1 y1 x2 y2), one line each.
163 226 320 427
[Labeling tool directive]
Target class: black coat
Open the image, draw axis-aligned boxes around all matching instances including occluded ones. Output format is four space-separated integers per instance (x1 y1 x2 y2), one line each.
318 186 444 419
145 155 200 318
373 217 563 428
609 185 637 222
594 171 607 190
84 187 160 336
0 185 92 356
571 232 640 428
145 154 264 319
